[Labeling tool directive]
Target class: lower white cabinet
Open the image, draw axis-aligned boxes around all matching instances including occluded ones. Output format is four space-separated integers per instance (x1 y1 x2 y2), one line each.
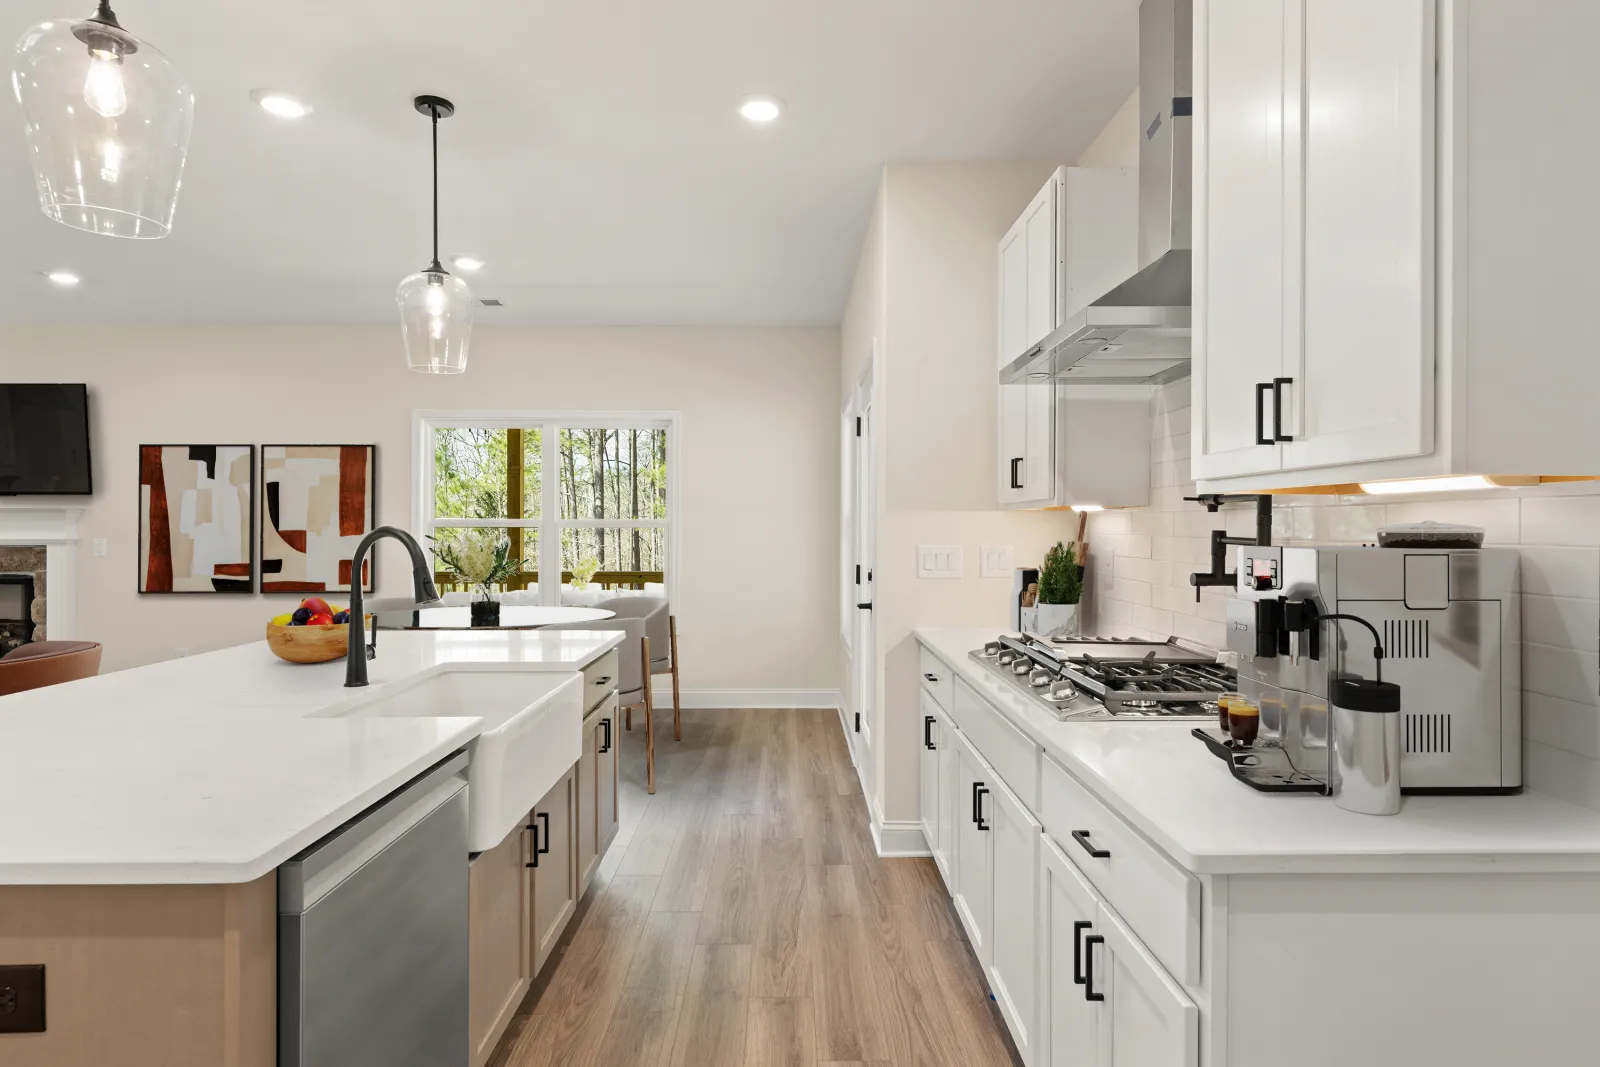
576 694 621 897
919 692 955 881
988 775 1041 1065
1038 831 1198 1067
952 727 994 967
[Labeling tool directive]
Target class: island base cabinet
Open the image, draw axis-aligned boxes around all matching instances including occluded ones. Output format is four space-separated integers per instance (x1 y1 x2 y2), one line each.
577 695 621 899
529 768 577 975
468 824 532 1067
596 697 619 857
0 876 276 1067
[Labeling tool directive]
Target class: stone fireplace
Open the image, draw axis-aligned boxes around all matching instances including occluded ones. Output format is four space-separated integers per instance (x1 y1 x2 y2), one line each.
0 549 44 654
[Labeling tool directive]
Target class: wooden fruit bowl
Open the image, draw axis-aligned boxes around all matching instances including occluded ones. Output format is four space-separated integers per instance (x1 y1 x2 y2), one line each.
266 618 369 665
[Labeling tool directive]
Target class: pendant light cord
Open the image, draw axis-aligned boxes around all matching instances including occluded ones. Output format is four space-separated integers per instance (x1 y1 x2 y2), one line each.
429 106 443 274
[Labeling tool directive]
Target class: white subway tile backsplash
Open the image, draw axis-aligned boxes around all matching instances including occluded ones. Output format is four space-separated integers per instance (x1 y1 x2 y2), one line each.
1521 547 1600 599
1153 583 1201 617
1111 578 1152 607
1526 692 1600 761
1524 642 1600 709
1524 595 1600 654
1522 495 1600 547
1132 604 1174 635
1386 498 1521 545
1525 740 1600 811
1170 612 1226 650
1104 534 1152 560
1115 555 1163 585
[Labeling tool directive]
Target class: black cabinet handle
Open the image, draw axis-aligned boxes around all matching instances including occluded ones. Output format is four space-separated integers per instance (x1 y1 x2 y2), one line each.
1071 829 1110 859
1272 377 1295 442
1009 457 1023 489
599 717 612 753
924 715 936 750
1255 382 1274 446
537 811 551 854
1083 934 1106 1002
596 675 612 686
924 672 939 683
526 822 540 868
1072 920 1093 985
856 602 873 611
975 786 990 831
971 781 983 824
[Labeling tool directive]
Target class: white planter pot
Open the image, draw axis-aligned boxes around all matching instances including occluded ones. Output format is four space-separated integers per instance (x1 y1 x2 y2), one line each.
1034 603 1080 639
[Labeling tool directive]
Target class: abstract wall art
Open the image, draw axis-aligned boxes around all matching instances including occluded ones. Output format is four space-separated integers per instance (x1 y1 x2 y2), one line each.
261 445 376 594
138 445 255 594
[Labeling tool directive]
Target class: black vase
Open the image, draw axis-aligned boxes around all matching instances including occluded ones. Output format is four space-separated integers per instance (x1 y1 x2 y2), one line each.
470 599 500 628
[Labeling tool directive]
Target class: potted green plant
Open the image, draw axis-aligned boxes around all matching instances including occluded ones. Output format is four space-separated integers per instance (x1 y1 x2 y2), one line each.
1035 540 1084 638
430 530 523 627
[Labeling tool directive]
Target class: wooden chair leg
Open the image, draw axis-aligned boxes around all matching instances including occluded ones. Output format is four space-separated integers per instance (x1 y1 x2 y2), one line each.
642 636 656 795
669 615 682 742
625 706 632 731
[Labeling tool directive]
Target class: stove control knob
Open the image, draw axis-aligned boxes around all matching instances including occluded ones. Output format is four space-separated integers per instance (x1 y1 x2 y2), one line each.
997 651 1016 666
1028 669 1053 688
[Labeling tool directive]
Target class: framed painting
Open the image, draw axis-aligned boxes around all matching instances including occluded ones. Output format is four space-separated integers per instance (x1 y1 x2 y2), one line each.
138 445 255 594
260 444 377 594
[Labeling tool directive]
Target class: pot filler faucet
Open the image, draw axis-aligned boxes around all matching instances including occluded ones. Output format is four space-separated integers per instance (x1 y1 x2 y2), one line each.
345 526 442 688
1186 493 1274 602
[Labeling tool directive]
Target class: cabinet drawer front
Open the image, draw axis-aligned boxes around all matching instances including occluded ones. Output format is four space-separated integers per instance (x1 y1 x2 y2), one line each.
1041 754 1199 986
952 678 1040 813
918 646 954 711
582 650 620 713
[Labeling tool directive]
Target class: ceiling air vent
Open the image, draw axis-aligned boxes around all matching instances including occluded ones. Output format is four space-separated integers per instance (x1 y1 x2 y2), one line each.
478 298 503 307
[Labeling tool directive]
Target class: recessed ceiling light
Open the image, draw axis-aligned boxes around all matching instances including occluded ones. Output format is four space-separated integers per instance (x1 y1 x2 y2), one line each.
251 90 311 119
738 95 784 124
45 270 80 287
450 255 485 273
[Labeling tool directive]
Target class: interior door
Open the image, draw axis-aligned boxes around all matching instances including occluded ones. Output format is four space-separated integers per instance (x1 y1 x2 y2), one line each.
1191 0 1290 480
1096 905 1199 1067
1040 833 1102 1067
952 729 994 968
1283 0 1435 472
851 373 876 776
988 776 1042 1064
919 692 941 861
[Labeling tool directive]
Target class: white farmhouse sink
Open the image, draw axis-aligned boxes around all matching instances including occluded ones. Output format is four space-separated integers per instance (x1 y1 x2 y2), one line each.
319 670 583 852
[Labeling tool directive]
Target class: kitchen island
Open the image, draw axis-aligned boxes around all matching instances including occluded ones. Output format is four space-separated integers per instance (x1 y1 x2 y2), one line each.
0 629 623 1067
915 626 1600 1067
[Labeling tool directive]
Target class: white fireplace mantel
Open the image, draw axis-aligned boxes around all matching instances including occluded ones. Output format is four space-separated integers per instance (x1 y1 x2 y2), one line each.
0 505 84 640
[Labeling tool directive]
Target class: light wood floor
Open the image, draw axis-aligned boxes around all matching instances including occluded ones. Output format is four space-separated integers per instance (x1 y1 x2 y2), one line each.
488 708 1023 1067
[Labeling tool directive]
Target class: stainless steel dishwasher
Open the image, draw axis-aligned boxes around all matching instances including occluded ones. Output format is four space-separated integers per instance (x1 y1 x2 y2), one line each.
279 751 469 1067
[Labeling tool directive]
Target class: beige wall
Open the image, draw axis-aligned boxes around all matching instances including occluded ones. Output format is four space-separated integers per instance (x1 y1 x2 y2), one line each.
1075 91 1140 168
0 325 841 691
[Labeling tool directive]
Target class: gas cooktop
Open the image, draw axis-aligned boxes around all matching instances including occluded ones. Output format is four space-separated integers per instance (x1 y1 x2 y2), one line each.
969 634 1234 722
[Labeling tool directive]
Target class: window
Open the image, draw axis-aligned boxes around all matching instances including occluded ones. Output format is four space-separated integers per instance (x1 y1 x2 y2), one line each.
414 412 677 604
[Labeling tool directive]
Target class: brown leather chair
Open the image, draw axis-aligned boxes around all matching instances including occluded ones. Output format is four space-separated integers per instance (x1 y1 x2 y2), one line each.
0 640 103 696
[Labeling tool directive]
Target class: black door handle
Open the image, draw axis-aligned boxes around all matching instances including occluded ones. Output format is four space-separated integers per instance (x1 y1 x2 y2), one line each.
537 811 551 854
1072 920 1093 985
526 822 540 868
1083 934 1106 1002
856 602 873 610
971 780 983 824
1009 457 1023 489
924 715 936 750
1272 377 1295 441
1071 829 1110 859
1255 382 1274 446
975 786 990 831
924 672 939 683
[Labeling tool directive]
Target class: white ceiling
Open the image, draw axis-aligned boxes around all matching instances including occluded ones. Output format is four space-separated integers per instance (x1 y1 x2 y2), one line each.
0 0 1137 326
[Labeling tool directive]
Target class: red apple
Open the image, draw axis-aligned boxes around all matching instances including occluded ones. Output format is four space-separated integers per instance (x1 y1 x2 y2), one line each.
300 596 334 617
307 612 335 626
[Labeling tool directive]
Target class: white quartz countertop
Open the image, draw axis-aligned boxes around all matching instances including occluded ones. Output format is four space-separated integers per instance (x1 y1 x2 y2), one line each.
916 627 1600 874
0 629 624 885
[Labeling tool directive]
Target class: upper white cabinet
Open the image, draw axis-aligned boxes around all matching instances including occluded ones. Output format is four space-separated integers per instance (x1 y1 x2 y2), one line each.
999 166 1147 509
1196 0 1600 491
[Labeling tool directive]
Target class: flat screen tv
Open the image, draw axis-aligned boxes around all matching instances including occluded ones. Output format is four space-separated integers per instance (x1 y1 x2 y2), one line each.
0 384 93 495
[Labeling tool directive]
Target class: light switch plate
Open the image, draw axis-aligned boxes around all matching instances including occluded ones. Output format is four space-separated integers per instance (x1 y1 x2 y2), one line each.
980 544 1014 578
917 545 964 579
92 538 107 558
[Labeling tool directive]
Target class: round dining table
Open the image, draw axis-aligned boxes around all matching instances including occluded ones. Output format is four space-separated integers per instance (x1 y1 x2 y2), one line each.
373 604 617 630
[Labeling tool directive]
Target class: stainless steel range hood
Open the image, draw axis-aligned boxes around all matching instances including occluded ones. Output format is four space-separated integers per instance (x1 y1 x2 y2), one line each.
1000 0 1192 387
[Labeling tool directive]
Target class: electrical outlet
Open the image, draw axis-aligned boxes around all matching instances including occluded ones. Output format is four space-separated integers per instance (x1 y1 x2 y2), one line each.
917 545 964 579
174 647 189 658
980 544 1014 578
0 964 46 1033
92 538 107 558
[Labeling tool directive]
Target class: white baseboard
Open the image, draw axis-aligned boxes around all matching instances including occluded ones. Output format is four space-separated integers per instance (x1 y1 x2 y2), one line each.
650 683 842 709
873 817 934 858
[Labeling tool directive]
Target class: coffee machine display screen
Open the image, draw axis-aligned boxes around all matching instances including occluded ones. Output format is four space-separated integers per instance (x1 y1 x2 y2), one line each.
1249 556 1279 591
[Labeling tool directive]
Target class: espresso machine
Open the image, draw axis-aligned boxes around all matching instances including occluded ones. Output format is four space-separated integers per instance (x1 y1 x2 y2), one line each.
1219 544 1521 796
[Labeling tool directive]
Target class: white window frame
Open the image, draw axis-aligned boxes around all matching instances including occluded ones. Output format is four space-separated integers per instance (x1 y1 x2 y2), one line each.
412 409 682 607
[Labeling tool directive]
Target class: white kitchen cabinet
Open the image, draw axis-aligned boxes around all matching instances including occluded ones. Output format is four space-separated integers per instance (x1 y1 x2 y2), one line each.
937 700 960 884
1039 832 1102 1067
999 166 1142 510
988 774 1041 1066
919 691 943 872
951 727 993 967
1197 0 1597 492
1094 905 1199 1067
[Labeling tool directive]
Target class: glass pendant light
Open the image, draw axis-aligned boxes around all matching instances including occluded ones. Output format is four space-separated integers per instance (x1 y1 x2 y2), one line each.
11 1 194 238
397 95 474 374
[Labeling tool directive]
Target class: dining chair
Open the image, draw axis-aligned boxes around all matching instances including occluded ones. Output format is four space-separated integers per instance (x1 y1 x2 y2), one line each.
594 596 680 742
537 619 658 794
0 640 103 697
